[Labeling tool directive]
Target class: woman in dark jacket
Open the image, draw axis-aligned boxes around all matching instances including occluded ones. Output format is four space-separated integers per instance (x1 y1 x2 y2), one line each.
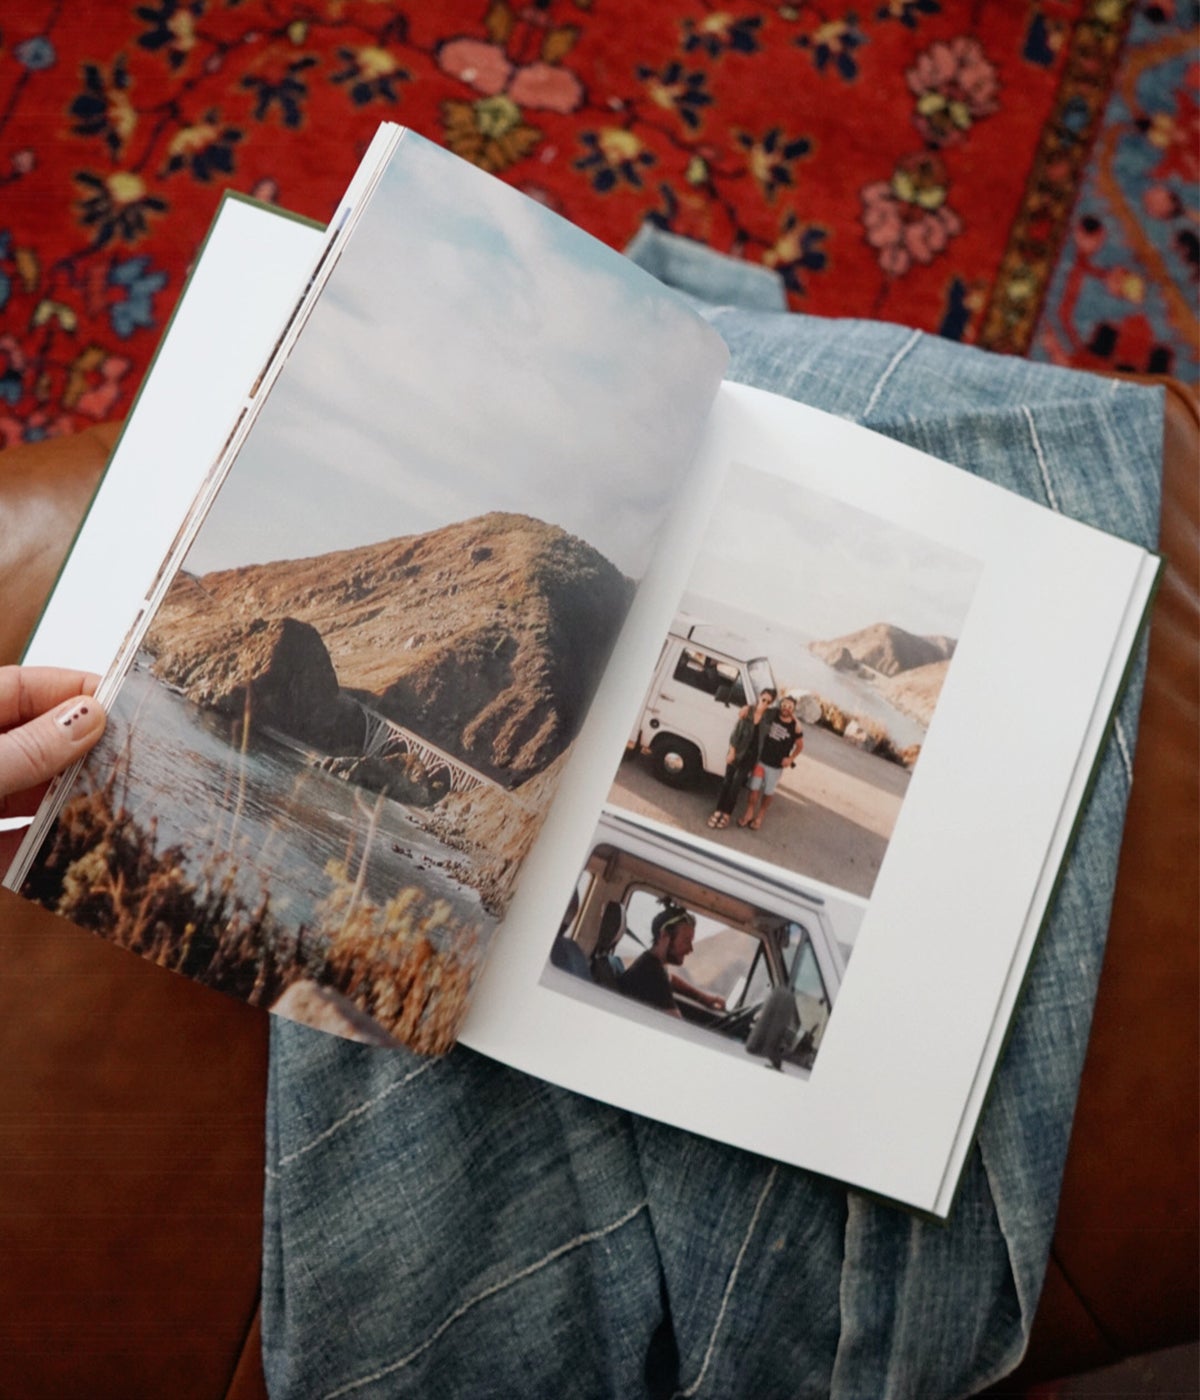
707 686 775 829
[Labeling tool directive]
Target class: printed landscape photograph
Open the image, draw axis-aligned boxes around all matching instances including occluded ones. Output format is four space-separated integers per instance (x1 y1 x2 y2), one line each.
611 463 984 903
18 135 726 1053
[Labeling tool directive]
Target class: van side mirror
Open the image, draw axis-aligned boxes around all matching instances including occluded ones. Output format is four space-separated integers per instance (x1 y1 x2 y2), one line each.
745 987 800 1071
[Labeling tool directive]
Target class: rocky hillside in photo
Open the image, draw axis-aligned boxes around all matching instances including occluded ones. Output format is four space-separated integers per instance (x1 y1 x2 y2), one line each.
144 512 633 788
875 659 951 728
808 623 955 678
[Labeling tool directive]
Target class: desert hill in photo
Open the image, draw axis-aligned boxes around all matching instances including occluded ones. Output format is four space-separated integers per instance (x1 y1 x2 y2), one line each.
808 623 956 678
808 623 957 729
874 659 952 728
144 511 633 787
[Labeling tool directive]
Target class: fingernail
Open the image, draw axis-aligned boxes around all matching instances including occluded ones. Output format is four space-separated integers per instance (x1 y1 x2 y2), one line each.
56 700 96 732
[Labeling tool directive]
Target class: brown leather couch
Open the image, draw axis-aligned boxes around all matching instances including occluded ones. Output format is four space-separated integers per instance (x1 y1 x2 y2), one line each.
1 387 1196 1399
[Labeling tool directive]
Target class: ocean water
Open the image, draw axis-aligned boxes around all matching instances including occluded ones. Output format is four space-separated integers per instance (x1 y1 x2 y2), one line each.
82 660 488 945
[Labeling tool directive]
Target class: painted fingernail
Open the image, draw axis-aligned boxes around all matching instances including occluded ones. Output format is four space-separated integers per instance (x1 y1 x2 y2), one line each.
56 701 94 730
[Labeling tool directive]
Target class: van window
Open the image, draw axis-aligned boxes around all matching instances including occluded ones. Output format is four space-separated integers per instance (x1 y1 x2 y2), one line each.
787 927 832 1060
672 648 739 698
784 926 826 999
748 657 775 701
723 677 747 707
739 943 773 1009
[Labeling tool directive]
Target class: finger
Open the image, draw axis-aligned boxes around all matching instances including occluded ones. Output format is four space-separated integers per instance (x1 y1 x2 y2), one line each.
0 695 106 806
0 667 101 731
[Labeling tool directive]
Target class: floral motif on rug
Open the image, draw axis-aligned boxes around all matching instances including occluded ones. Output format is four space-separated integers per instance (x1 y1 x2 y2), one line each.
1031 1 1198 384
0 1 1136 446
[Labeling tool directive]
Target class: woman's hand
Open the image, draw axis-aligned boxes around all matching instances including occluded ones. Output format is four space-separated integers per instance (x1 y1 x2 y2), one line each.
0 667 106 871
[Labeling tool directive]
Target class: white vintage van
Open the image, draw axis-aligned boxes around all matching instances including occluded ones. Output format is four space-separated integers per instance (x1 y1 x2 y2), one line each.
548 807 847 1073
628 616 779 786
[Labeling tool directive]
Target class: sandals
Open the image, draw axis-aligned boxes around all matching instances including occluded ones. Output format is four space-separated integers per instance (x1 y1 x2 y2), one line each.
707 812 730 829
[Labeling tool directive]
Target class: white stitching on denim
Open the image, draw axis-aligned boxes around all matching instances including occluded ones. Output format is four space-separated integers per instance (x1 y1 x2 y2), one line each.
320 1199 650 1399
1114 715 1134 787
1021 404 1061 512
862 328 921 419
673 1164 778 1399
275 1060 434 1170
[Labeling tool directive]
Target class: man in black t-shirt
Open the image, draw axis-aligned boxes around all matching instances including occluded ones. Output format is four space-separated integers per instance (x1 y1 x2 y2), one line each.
616 903 725 1017
738 693 803 832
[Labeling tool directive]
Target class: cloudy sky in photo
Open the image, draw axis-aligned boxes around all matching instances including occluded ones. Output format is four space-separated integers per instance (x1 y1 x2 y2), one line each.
695 464 982 641
185 131 727 580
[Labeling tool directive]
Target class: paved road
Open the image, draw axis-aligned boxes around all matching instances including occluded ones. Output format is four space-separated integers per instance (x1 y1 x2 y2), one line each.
610 725 909 900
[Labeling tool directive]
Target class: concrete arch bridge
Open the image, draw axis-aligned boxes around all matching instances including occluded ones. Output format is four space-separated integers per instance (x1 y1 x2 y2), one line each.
357 703 499 797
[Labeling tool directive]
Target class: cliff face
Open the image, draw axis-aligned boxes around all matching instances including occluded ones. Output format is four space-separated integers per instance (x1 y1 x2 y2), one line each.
145 512 633 787
808 623 955 678
875 659 951 728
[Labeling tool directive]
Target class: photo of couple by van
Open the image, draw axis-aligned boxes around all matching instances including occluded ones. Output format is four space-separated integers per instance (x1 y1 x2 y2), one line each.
615 465 983 901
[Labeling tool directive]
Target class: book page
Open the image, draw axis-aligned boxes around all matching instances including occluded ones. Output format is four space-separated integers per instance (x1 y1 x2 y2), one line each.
20 197 326 675
20 121 403 676
457 380 1157 1216
7 128 727 1055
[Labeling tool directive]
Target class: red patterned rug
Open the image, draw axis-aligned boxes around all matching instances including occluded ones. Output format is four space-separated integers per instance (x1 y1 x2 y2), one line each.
0 1 1143 447
1031 2 1198 383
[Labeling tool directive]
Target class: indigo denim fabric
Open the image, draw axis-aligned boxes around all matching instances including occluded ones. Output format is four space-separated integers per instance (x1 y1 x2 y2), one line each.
262 228 1164 1400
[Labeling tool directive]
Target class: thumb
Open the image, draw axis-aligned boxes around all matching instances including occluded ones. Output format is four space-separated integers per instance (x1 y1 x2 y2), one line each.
0 695 107 801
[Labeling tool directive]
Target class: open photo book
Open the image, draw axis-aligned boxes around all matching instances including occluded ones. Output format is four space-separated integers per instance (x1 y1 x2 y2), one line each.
5 125 1159 1219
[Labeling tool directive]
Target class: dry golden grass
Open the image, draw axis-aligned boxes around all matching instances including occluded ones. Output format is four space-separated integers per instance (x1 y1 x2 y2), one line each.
24 776 292 1004
309 862 482 1054
23 772 483 1053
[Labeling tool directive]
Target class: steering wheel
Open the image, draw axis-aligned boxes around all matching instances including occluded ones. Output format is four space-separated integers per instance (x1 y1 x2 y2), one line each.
706 1002 760 1035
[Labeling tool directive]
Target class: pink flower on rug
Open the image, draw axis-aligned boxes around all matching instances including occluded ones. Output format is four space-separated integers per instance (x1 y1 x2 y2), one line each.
0 408 72 447
1072 215 1106 257
1103 266 1146 303
906 37 999 147
437 39 513 97
64 346 132 419
508 61 583 115
1142 184 1183 220
437 35 583 116
861 154 962 276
